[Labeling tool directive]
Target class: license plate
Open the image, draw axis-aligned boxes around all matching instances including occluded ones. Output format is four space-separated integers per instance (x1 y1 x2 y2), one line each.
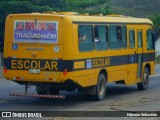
29 69 41 74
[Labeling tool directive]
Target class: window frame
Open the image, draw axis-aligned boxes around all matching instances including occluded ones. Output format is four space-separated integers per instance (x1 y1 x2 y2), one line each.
137 30 143 48
129 30 135 49
146 30 154 50
78 25 94 52
109 25 123 50
122 26 127 49
94 25 109 51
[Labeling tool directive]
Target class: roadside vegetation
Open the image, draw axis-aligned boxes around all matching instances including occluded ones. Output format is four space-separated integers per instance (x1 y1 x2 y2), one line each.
150 13 160 34
156 55 160 64
0 0 111 52
0 0 160 65
150 14 160 64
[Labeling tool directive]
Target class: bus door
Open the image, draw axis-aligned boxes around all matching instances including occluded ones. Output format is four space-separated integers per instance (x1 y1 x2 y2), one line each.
137 30 143 80
128 29 137 84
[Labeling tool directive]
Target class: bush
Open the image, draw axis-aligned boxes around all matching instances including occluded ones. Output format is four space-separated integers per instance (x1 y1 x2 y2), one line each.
156 55 160 64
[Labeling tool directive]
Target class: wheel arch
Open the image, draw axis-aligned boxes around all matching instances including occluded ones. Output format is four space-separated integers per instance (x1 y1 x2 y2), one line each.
99 69 108 83
145 63 151 75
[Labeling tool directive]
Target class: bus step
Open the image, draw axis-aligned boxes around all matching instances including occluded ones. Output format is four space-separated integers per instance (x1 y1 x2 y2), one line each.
9 93 65 99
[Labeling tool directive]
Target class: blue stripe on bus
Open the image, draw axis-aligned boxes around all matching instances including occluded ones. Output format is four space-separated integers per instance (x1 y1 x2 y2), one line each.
4 52 154 72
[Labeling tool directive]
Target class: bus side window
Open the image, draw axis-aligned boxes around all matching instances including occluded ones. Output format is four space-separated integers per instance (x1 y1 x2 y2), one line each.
116 26 122 41
146 30 154 50
129 30 135 48
94 25 108 50
138 31 142 48
122 26 127 48
109 25 122 49
78 25 94 52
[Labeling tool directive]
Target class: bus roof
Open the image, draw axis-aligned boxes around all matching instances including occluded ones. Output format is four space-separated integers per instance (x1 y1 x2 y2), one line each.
8 12 153 25
71 15 153 25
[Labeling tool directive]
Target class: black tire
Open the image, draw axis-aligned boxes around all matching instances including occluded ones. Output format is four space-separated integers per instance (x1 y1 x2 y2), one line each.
49 88 60 95
36 85 60 95
37 91 47 95
137 68 149 90
95 74 106 101
36 85 47 95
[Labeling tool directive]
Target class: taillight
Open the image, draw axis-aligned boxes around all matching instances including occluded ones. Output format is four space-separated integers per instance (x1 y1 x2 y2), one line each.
16 77 20 80
63 68 68 76
3 66 7 73
48 78 53 80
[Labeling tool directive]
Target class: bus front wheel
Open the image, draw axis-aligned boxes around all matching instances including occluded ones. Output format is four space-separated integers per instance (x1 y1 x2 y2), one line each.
95 74 106 101
137 68 149 90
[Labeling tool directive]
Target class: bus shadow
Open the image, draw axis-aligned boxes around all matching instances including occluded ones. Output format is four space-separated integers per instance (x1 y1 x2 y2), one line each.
106 84 138 97
0 84 143 111
29 84 139 106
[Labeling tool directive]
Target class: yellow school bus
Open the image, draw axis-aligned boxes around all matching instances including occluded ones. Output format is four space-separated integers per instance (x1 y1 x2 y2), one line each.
3 12 155 100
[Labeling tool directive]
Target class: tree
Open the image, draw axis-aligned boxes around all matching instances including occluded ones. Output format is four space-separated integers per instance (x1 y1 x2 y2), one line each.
0 0 111 51
149 13 160 38
150 14 160 31
0 0 53 46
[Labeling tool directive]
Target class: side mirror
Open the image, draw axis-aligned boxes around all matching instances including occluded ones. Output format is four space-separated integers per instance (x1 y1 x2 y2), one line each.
152 30 158 42
151 30 158 50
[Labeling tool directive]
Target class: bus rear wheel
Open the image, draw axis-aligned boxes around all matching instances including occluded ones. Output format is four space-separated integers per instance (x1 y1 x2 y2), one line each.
95 74 106 101
49 88 60 95
36 85 47 94
36 85 60 95
137 68 149 90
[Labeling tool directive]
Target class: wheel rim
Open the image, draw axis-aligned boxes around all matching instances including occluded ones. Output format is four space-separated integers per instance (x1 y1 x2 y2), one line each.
143 72 149 88
99 79 105 98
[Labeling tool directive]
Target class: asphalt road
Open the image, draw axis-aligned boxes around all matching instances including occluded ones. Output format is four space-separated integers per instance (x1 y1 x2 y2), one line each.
0 64 160 120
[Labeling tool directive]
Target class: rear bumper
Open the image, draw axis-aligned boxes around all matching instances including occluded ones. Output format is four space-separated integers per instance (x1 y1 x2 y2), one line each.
4 70 61 83
9 93 65 99
4 70 83 91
